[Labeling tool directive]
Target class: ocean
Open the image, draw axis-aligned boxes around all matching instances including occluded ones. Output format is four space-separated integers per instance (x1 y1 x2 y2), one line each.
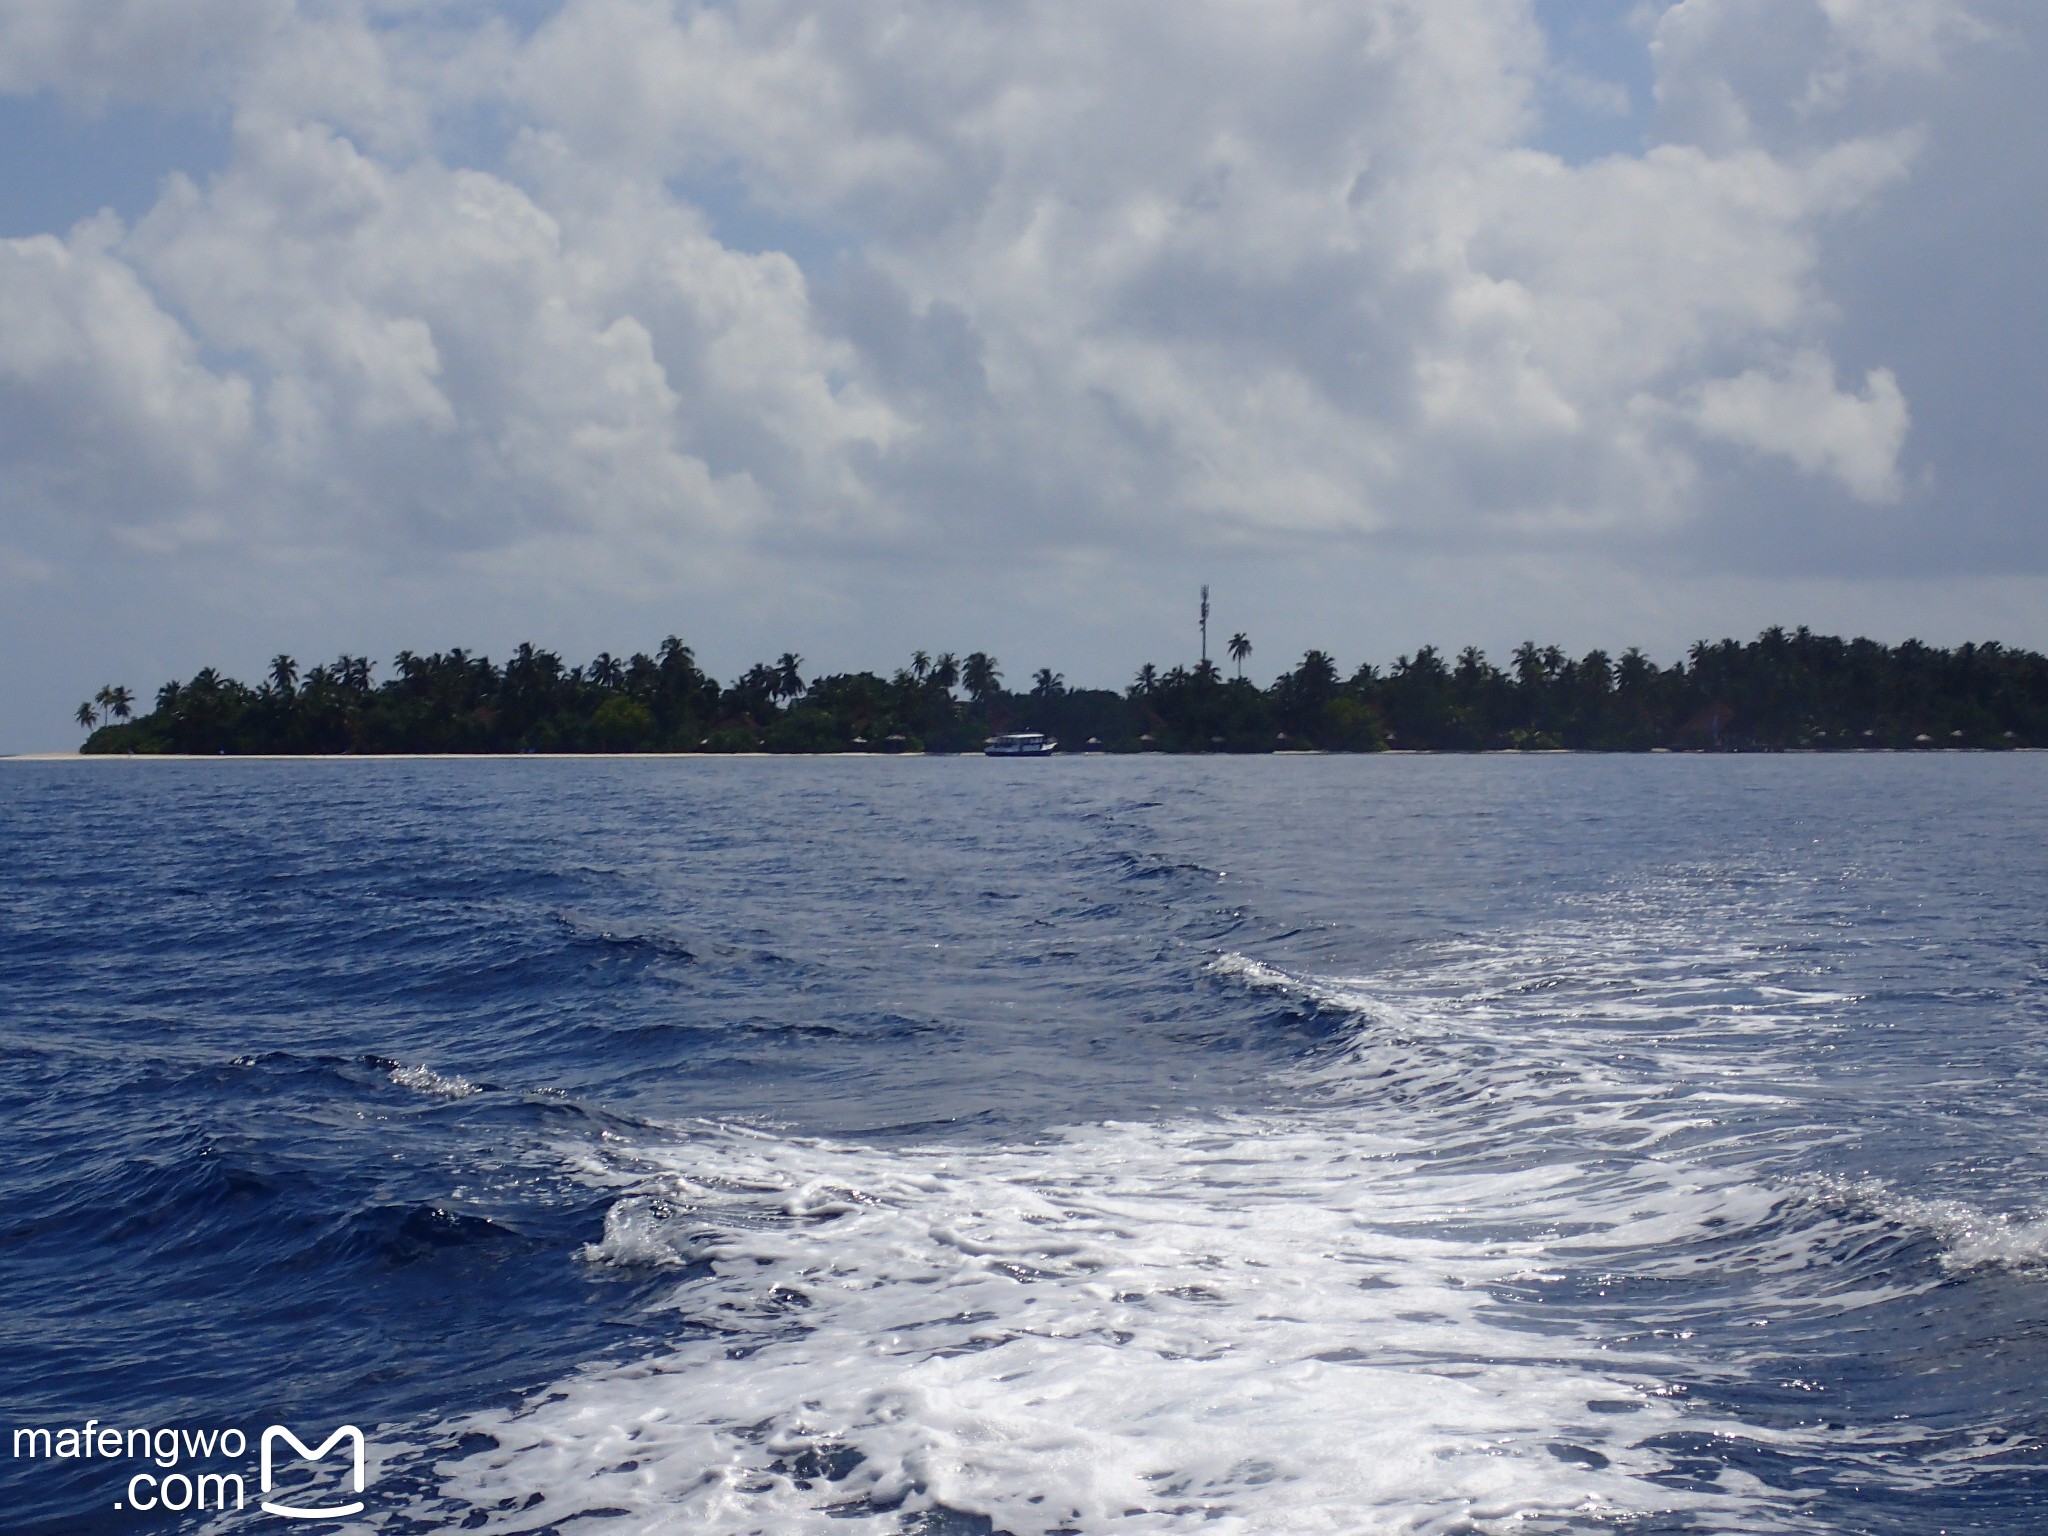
3 754 2046 1534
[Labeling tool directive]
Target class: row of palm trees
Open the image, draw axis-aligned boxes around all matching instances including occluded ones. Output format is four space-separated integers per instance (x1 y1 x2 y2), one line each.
75 640 1088 739
89 623 2045 753
1130 630 1253 696
75 685 133 732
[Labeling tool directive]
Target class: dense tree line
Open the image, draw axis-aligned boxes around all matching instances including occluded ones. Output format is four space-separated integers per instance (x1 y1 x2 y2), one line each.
77 628 2048 755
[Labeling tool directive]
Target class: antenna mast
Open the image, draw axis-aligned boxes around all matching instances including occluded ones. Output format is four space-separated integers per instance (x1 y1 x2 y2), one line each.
1200 585 1210 665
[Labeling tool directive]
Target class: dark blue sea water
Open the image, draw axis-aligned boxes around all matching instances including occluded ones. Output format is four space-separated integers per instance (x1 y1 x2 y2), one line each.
3 756 2047 1534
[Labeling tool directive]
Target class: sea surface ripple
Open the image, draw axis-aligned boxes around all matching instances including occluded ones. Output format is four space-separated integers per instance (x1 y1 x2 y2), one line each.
2 755 2046 1534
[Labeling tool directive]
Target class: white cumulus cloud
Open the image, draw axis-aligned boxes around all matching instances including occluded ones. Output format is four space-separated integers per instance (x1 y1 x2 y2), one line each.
0 0 2043 746
0 215 254 535
1692 349 1910 501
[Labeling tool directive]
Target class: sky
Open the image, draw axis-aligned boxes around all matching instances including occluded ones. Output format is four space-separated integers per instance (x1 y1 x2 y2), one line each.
2 0 2044 750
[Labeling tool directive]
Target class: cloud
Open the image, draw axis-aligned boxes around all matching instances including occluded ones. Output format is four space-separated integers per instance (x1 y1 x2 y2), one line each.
495 0 1943 549
0 0 2044 747
0 0 290 106
1 1 1939 563
1649 0 1997 146
109 107 902 579
1691 348 1909 501
0 213 253 537
1809 0 1995 97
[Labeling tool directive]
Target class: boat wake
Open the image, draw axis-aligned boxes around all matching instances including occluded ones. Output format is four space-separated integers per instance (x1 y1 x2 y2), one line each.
343 897 2043 1535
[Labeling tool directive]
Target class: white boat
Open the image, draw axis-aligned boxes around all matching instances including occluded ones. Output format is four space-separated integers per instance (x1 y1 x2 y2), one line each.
984 731 1057 757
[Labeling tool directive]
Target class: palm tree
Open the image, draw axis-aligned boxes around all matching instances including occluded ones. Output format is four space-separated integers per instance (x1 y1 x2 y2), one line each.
270 654 299 695
1031 668 1064 700
590 651 624 689
107 686 133 721
1227 632 1251 680
931 653 959 692
774 653 805 701
911 650 930 682
76 701 99 732
656 637 697 678
1132 662 1157 697
962 652 1001 706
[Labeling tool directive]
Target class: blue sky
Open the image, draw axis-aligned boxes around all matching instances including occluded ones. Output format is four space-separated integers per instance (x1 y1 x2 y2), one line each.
1529 0 1657 161
0 95 231 237
2 0 2043 750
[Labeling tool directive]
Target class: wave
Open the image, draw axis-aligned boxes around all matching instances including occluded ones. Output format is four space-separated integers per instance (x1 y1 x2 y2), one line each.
1801 1176 2048 1277
368 897 2042 1533
1205 942 2048 1285
421 1116 1746 1535
389 1062 482 1100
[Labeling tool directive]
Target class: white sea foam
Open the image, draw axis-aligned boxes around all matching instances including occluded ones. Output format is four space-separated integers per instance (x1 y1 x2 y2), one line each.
1214 928 2048 1285
1805 1176 2048 1275
390 1063 481 1100
392 894 2015 1533
433 1114 1752 1535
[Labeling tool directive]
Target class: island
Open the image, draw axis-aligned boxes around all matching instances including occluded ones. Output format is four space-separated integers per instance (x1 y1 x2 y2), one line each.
75 630 2048 755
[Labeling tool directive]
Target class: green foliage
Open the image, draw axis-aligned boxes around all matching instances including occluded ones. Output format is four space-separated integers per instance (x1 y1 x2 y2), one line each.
76 627 2048 755
704 725 763 753
587 696 656 751
766 707 847 753
1321 697 1386 752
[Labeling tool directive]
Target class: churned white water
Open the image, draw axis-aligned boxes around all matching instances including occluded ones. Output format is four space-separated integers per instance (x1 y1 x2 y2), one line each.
389 1063 482 1100
435 1118 1726 1533
360 892 2048 1536
291 870 2048 1536
29 759 2048 1536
